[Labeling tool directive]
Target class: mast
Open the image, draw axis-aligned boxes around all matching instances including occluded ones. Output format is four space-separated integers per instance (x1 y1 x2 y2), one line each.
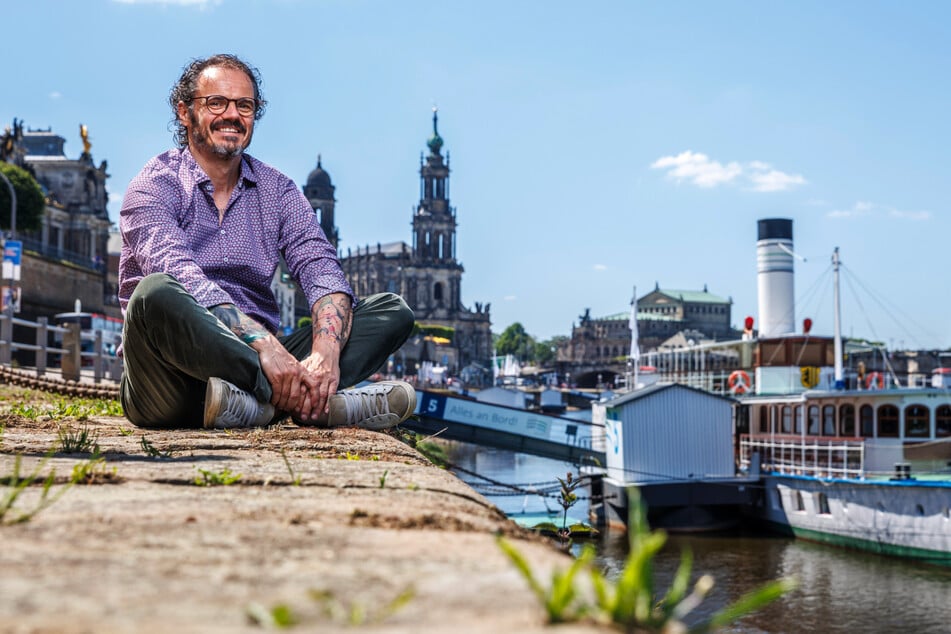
629 285 639 389
832 247 844 388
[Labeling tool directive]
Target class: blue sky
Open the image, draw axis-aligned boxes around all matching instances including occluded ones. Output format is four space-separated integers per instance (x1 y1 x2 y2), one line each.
3 1 949 350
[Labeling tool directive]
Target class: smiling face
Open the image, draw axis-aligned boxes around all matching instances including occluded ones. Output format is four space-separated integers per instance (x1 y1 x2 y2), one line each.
178 65 256 161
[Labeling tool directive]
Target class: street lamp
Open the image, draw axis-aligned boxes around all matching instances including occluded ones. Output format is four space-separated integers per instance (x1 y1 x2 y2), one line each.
0 169 18 316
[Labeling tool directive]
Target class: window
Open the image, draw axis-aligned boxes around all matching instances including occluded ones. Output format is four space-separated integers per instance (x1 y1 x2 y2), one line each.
816 492 831 515
807 405 820 435
840 404 856 437
822 405 836 436
793 406 803 434
860 405 874 437
878 405 899 437
433 282 443 302
904 404 930 438
781 406 792 434
759 407 769 433
794 491 805 512
937 405 951 438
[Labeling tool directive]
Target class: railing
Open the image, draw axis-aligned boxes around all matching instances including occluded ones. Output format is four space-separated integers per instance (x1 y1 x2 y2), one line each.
20 236 107 273
739 433 865 480
0 310 122 384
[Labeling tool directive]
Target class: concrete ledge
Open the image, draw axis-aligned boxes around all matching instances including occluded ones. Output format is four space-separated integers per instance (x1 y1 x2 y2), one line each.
0 386 603 633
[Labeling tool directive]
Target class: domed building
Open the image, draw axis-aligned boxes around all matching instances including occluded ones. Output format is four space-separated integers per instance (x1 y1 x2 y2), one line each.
303 155 338 248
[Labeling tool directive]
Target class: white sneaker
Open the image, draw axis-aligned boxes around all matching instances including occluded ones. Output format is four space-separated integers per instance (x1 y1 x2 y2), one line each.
203 377 276 429
327 381 416 430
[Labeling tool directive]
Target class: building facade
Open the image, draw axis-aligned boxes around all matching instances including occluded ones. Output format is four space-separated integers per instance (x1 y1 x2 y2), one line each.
339 111 492 373
1 119 114 318
557 285 738 386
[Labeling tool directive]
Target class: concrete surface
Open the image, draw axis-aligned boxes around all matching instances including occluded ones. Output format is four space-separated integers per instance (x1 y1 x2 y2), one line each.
0 384 603 633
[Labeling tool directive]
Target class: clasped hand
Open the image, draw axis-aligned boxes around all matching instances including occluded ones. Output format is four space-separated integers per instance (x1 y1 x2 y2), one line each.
252 335 339 422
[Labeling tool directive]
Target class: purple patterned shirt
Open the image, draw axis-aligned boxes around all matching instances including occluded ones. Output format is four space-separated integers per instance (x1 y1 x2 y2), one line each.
119 147 353 332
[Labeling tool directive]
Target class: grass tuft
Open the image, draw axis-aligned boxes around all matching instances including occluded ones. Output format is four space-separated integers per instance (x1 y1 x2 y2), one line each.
500 488 797 631
1 454 72 524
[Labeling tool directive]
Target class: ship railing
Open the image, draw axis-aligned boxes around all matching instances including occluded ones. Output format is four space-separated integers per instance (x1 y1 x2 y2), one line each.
739 434 865 480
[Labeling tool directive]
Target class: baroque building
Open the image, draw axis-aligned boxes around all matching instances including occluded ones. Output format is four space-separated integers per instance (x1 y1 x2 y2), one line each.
339 111 492 373
1 119 113 318
558 285 738 381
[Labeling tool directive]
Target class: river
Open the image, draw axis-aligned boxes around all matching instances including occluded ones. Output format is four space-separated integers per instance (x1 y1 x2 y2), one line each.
449 442 951 634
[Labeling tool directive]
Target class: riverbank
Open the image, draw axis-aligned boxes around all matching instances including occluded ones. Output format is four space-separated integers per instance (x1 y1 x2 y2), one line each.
0 384 601 633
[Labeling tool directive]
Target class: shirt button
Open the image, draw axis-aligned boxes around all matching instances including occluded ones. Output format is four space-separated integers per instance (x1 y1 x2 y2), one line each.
220 229 225 235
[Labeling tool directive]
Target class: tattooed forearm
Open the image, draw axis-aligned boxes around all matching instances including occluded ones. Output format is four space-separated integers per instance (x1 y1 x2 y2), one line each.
312 293 352 346
211 303 270 345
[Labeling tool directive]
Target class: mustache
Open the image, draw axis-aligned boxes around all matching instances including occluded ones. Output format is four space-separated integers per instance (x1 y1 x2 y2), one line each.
211 119 247 133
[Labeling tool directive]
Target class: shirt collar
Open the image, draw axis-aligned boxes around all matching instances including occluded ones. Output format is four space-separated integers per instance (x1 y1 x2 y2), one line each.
180 146 258 189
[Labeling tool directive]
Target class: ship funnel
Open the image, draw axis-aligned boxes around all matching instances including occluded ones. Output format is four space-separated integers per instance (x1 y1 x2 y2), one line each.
757 218 795 337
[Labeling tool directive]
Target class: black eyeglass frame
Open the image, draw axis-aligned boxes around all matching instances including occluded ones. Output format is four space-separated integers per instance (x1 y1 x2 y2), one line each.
188 95 259 116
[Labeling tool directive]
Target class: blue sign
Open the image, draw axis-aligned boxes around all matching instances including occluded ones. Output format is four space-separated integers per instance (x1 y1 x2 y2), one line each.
2 240 21 281
3 240 21 265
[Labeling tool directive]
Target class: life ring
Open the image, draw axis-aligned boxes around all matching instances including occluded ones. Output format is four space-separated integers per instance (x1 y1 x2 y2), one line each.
728 370 751 395
866 372 884 390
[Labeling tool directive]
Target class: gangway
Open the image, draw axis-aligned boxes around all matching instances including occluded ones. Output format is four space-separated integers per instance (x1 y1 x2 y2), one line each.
402 389 606 464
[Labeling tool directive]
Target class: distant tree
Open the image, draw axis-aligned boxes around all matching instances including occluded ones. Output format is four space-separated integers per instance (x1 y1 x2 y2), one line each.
534 335 568 366
495 322 536 362
0 163 45 233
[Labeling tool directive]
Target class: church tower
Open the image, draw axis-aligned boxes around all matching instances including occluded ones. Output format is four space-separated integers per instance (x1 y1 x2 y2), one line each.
410 108 463 318
303 155 339 248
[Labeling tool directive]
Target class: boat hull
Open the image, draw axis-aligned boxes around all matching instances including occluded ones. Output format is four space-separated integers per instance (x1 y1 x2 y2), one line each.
754 474 951 566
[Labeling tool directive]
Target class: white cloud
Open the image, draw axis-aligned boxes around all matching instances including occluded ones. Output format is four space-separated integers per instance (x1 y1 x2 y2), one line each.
748 167 807 192
48 91 62 99
650 151 742 188
827 201 931 221
828 201 872 219
651 151 806 192
888 209 932 221
503 295 517 301
593 264 608 271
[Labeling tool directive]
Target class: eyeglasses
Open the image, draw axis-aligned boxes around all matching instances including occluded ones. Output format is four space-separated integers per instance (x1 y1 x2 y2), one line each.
189 95 258 117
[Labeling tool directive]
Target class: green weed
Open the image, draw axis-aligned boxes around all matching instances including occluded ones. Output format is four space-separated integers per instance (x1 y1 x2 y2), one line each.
309 587 415 626
140 436 173 459
117 426 135 437
499 489 797 632
379 469 388 489
280 448 302 485
7 397 123 421
247 588 414 629
1 455 72 525
391 429 449 468
246 602 297 629
8 403 40 420
194 467 242 487
70 453 119 484
57 424 100 454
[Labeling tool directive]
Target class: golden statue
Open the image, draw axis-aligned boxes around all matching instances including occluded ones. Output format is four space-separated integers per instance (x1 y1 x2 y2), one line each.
80 124 91 154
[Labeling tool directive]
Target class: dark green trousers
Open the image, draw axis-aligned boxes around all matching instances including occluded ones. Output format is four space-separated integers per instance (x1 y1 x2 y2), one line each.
120 273 414 428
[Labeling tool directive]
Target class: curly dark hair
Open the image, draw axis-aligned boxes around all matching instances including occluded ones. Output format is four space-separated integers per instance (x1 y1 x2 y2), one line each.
168 54 268 147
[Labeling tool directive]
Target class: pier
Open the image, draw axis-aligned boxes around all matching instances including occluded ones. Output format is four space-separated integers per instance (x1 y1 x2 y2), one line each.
402 388 606 464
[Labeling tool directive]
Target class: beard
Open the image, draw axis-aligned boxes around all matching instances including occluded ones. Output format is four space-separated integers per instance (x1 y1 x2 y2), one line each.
187 110 252 159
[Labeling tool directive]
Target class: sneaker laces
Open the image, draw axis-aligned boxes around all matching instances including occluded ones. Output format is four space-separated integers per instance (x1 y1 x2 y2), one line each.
338 384 397 426
218 382 266 427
